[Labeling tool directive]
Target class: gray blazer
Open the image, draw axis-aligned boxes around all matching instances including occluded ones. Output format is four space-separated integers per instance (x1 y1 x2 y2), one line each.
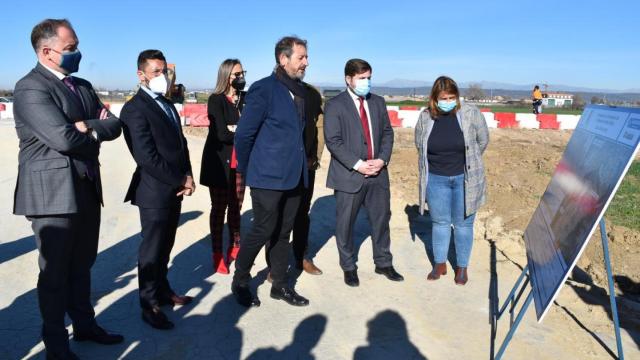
324 90 394 193
414 103 489 216
13 63 121 216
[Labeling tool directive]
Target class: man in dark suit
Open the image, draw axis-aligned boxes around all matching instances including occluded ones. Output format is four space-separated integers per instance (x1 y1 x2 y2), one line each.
292 83 324 275
13 19 123 359
120 50 195 330
324 58 404 287
232 36 311 307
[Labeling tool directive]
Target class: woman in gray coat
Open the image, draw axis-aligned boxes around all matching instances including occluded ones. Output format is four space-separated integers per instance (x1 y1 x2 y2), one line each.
414 76 489 285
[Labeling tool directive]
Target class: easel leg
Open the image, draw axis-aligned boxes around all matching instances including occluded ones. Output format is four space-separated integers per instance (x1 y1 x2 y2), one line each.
599 219 625 360
495 290 533 360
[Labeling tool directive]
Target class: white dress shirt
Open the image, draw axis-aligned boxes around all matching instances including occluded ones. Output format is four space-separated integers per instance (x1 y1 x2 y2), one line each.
40 62 66 80
347 88 375 170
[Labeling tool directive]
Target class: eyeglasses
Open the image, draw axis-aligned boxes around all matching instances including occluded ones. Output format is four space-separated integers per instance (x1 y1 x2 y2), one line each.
231 71 247 78
146 68 168 76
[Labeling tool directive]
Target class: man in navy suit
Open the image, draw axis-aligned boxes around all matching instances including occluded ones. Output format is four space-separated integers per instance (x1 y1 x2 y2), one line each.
120 50 195 330
232 36 310 307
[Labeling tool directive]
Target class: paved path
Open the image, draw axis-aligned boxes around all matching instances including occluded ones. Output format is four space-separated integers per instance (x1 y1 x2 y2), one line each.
1 126 638 359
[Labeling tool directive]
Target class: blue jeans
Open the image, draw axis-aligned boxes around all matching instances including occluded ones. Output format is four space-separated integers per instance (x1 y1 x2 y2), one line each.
426 173 476 267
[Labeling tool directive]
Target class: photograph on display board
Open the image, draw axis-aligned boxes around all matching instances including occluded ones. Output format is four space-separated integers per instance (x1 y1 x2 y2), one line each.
524 105 640 321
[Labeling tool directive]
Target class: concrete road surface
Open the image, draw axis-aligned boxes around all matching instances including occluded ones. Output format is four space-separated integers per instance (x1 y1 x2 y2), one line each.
0 124 638 360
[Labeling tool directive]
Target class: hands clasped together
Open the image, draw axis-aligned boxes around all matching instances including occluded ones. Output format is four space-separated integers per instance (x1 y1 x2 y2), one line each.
357 159 385 177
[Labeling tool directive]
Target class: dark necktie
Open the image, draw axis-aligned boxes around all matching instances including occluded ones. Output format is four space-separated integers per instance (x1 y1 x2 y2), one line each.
358 97 373 160
157 96 179 130
63 76 82 102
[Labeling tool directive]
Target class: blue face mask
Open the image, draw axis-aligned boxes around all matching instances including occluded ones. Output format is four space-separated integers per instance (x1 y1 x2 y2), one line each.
437 99 457 113
352 78 371 97
57 49 82 74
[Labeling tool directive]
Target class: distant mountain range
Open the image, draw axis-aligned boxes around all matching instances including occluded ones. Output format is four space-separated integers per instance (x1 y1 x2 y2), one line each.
315 79 640 94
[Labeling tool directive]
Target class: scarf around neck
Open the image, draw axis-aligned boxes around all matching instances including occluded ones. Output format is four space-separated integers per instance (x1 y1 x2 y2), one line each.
275 66 306 122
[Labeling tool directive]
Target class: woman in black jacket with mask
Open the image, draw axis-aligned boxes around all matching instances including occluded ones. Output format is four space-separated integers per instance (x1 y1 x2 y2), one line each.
200 59 247 274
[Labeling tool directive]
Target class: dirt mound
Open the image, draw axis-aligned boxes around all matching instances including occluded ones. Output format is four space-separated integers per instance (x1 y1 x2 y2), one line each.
389 128 640 302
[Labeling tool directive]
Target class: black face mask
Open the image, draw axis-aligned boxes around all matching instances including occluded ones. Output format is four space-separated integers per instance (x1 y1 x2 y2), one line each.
231 77 246 91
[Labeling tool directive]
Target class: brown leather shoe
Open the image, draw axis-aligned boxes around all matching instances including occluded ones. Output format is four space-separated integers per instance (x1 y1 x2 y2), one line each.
454 267 468 285
427 263 447 280
302 259 323 275
159 293 193 306
142 306 174 330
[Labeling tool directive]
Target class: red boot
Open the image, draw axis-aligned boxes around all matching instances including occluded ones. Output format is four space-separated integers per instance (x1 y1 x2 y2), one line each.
213 252 229 274
227 245 240 262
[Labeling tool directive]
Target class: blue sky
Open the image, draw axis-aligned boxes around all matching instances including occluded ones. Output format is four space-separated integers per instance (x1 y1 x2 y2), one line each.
2 0 639 91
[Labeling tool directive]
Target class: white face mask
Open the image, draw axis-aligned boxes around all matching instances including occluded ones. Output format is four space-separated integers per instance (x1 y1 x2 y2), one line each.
147 74 169 95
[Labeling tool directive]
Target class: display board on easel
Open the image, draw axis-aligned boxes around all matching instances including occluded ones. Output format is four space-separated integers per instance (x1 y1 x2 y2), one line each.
524 105 640 321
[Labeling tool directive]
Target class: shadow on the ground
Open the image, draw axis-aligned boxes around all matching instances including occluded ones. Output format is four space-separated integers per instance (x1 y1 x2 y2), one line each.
0 235 36 264
245 314 327 360
405 204 458 269
307 194 373 265
485 236 639 360
1 211 205 359
489 240 499 360
562 268 640 356
353 309 428 360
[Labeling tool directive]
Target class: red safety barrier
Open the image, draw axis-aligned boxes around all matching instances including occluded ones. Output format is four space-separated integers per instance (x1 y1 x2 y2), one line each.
399 106 419 110
495 112 518 128
183 104 209 127
480 108 492 112
537 114 560 129
0 104 5 112
388 110 403 127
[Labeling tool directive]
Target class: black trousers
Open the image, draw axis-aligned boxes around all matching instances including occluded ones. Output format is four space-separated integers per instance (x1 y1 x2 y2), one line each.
335 177 393 271
233 185 302 289
292 170 315 264
266 170 316 267
29 178 100 354
137 202 181 309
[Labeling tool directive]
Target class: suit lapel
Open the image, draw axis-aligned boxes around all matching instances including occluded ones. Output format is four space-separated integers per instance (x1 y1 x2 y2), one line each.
138 89 184 148
75 81 94 116
341 91 366 142
138 89 175 126
34 64 87 118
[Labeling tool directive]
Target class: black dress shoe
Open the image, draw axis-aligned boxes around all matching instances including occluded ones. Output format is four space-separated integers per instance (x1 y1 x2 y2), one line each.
142 306 174 330
73 325 124 345
344 270 360 287
232 284 261 307
375 266 404 281
158 293 194 306
46 349 79 360
270 287 309 306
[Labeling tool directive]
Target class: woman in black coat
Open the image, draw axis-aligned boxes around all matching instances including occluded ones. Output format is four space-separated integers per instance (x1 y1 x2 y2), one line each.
200 59 247 274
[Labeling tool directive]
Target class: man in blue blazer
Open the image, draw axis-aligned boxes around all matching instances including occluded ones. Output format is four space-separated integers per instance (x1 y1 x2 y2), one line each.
232 36 310 307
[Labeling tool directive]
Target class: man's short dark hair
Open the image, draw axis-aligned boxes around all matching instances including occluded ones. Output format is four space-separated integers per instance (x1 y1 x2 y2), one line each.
344 59 372 77
30 18 75 52
274 36 307 64
137 49 166 70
